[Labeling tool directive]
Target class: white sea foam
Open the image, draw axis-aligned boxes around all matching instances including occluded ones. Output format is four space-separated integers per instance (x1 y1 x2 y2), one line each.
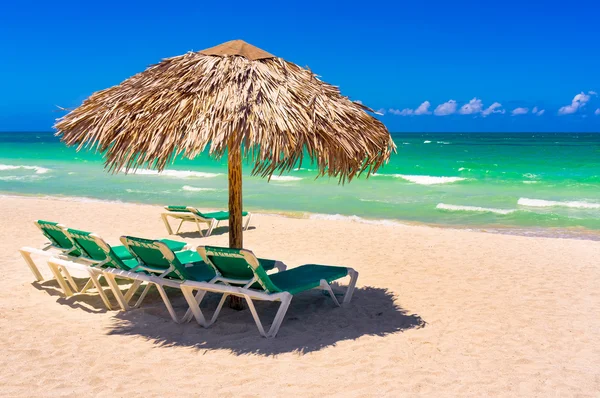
436 203 516 215
523 173 538 179
181 185 219 192
270 176 303 182
293 167 314 172
458 167 466 171
518 198 600 209
308 213 405 226
522 181 538 184
123 168 222 178
0 164 50 174
395 174 466 185
423 140 432 144
125 188 173 194
437 141 451 144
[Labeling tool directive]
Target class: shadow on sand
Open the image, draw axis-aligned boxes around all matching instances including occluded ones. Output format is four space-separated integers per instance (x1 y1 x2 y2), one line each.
33 278 111 314
103 284 426 355
177 226 257 239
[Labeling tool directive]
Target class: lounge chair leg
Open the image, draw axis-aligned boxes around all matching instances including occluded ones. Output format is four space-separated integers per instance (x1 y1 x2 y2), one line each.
161 214 174 235
58 265 80 294
244 213 252 230
87 272 112 310
180 287 209 327
209 293 229 325
132 283 153 308
79 278 95 294
206 220 217 237
343 269 359 305
155 284 181 323
176 219 185 234
243 295 268 337
320 280 341 307
46 259 74 297
123 280 144 303
267 296 292 338
181 290 208 323
103 273 130 311
19 248 44 281
243 294 293 338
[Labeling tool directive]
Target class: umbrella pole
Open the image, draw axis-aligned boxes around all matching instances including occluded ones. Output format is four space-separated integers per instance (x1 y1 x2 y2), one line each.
228 143 244 310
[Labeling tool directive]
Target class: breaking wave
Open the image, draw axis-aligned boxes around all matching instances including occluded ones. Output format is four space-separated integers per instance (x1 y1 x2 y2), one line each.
0 164 50 174
122 168 222 178
181 185 219 192
270 176 303 182
436 203 516 215
375 174 466 185
518 198 600 209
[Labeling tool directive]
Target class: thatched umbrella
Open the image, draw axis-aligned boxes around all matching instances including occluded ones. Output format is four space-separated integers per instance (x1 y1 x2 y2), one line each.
54 40 395 250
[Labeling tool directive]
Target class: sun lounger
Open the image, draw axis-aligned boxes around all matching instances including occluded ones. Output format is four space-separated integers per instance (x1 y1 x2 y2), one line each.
183 246 358 337
161 205 252 236
19 220 83 281
118 236 285 323
46 228 186 310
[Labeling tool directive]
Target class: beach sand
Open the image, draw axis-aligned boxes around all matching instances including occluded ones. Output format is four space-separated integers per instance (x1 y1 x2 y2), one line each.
1 195 599 397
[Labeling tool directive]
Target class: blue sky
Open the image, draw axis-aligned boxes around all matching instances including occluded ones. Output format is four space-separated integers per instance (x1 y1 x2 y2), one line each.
1 0 599 132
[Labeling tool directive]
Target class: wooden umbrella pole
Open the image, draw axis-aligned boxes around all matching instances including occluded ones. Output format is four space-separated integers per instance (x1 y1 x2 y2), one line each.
228 141 244 310
228 143 243 249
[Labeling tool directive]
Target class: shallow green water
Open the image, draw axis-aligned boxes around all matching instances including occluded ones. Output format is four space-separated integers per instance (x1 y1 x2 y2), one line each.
1 132 600 238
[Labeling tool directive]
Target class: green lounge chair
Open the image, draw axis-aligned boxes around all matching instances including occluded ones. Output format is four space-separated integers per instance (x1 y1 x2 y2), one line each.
118 236 285 324
185 246 358 338
46 228 186 311
161 205 252 236
19 220 83 282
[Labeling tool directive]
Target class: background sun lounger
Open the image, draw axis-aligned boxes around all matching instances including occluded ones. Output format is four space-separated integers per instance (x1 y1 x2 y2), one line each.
161 206 252 236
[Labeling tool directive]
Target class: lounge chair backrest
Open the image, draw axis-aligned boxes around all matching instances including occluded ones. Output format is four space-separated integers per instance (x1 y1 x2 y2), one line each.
164 205 208 218
35 220 79 255
120 236 191 279
64 228 130 270
199 246 282 293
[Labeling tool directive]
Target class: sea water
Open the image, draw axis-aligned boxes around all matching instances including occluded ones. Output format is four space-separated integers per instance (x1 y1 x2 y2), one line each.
1 132 600 239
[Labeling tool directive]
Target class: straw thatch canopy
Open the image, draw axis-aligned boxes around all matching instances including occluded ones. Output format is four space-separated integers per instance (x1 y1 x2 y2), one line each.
54 40 394 183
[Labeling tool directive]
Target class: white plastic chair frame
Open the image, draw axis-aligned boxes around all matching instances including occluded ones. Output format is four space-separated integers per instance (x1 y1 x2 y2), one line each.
180 247 359 338
160 206 252 237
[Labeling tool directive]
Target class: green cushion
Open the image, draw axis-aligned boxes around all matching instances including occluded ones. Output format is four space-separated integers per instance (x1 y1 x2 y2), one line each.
165 207 248 221
37 220 80 256
111 245 135 260
200 211 248 221
167 262 215 281
160 239 186 252
253 264 348 295
174 250 203 264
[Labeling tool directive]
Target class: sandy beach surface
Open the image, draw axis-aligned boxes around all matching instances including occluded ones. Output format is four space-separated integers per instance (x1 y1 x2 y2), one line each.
1 195 599 397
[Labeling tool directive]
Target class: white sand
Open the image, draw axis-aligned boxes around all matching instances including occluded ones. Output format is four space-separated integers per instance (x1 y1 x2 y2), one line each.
1 195 599 396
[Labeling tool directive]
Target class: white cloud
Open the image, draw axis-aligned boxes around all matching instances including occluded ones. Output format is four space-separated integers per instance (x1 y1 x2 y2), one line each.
595 108 600 116
481 102 504 117
459 98 483 115
532 107 538 113
434 100 457 116
589 91 598 96
558 92 591 115
536 109 545 116
414 101 432 115
375 108 386 115
389 108 414 116
511 107 529 116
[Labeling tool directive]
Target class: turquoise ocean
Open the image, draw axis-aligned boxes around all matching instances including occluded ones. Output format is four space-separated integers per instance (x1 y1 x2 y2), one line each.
2 132 600 239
